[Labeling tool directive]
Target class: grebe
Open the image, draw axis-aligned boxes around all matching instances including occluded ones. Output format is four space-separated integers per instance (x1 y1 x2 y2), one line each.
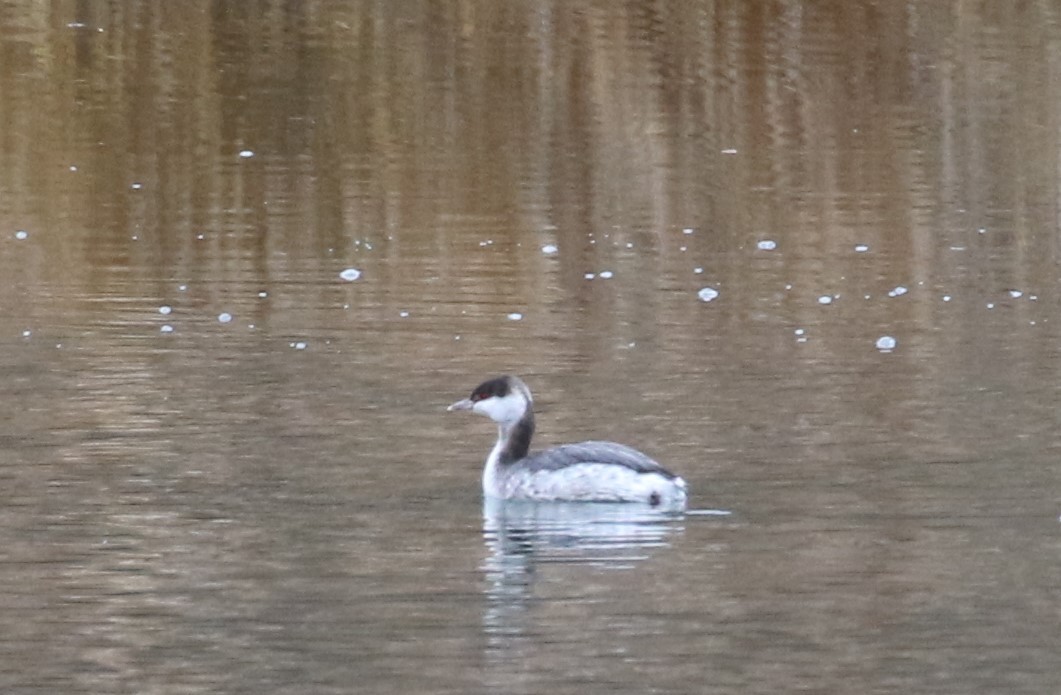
448 375 687 507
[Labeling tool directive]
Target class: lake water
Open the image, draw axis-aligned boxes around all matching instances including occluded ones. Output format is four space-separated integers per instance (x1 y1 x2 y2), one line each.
1 2 1060 693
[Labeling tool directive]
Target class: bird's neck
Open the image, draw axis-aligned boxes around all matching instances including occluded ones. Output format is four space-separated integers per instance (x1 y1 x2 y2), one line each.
492 410 535 465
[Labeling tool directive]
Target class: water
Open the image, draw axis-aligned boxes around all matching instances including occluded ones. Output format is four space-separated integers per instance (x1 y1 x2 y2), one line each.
2 2 1061 693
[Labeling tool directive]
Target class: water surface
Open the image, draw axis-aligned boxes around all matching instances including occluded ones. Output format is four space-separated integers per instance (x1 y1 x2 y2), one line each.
1 2 1060 693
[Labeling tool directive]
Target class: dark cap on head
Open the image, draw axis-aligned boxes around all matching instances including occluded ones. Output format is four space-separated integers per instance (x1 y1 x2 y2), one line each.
469 376 512 402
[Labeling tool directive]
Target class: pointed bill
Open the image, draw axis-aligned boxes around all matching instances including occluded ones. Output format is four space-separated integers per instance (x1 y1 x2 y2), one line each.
448 398 474 412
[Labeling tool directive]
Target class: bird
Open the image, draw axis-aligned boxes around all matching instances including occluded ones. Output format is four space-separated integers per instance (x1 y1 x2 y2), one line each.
448 375 687 507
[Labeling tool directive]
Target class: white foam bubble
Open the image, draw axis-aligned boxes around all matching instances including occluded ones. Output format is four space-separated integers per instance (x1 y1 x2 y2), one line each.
339 268 362 281
218 312 232 323
876 336 897 352
698 287 719 302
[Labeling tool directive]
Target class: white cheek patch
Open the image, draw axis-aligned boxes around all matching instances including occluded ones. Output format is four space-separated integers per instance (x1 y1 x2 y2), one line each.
474 392 525 424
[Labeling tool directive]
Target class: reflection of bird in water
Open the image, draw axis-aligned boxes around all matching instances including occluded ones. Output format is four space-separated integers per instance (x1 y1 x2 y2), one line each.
448 375 687 507
482 498 684 568
480 498 688 643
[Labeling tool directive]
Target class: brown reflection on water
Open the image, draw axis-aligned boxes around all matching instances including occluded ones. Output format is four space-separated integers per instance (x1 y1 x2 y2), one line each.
2 2 1061 693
